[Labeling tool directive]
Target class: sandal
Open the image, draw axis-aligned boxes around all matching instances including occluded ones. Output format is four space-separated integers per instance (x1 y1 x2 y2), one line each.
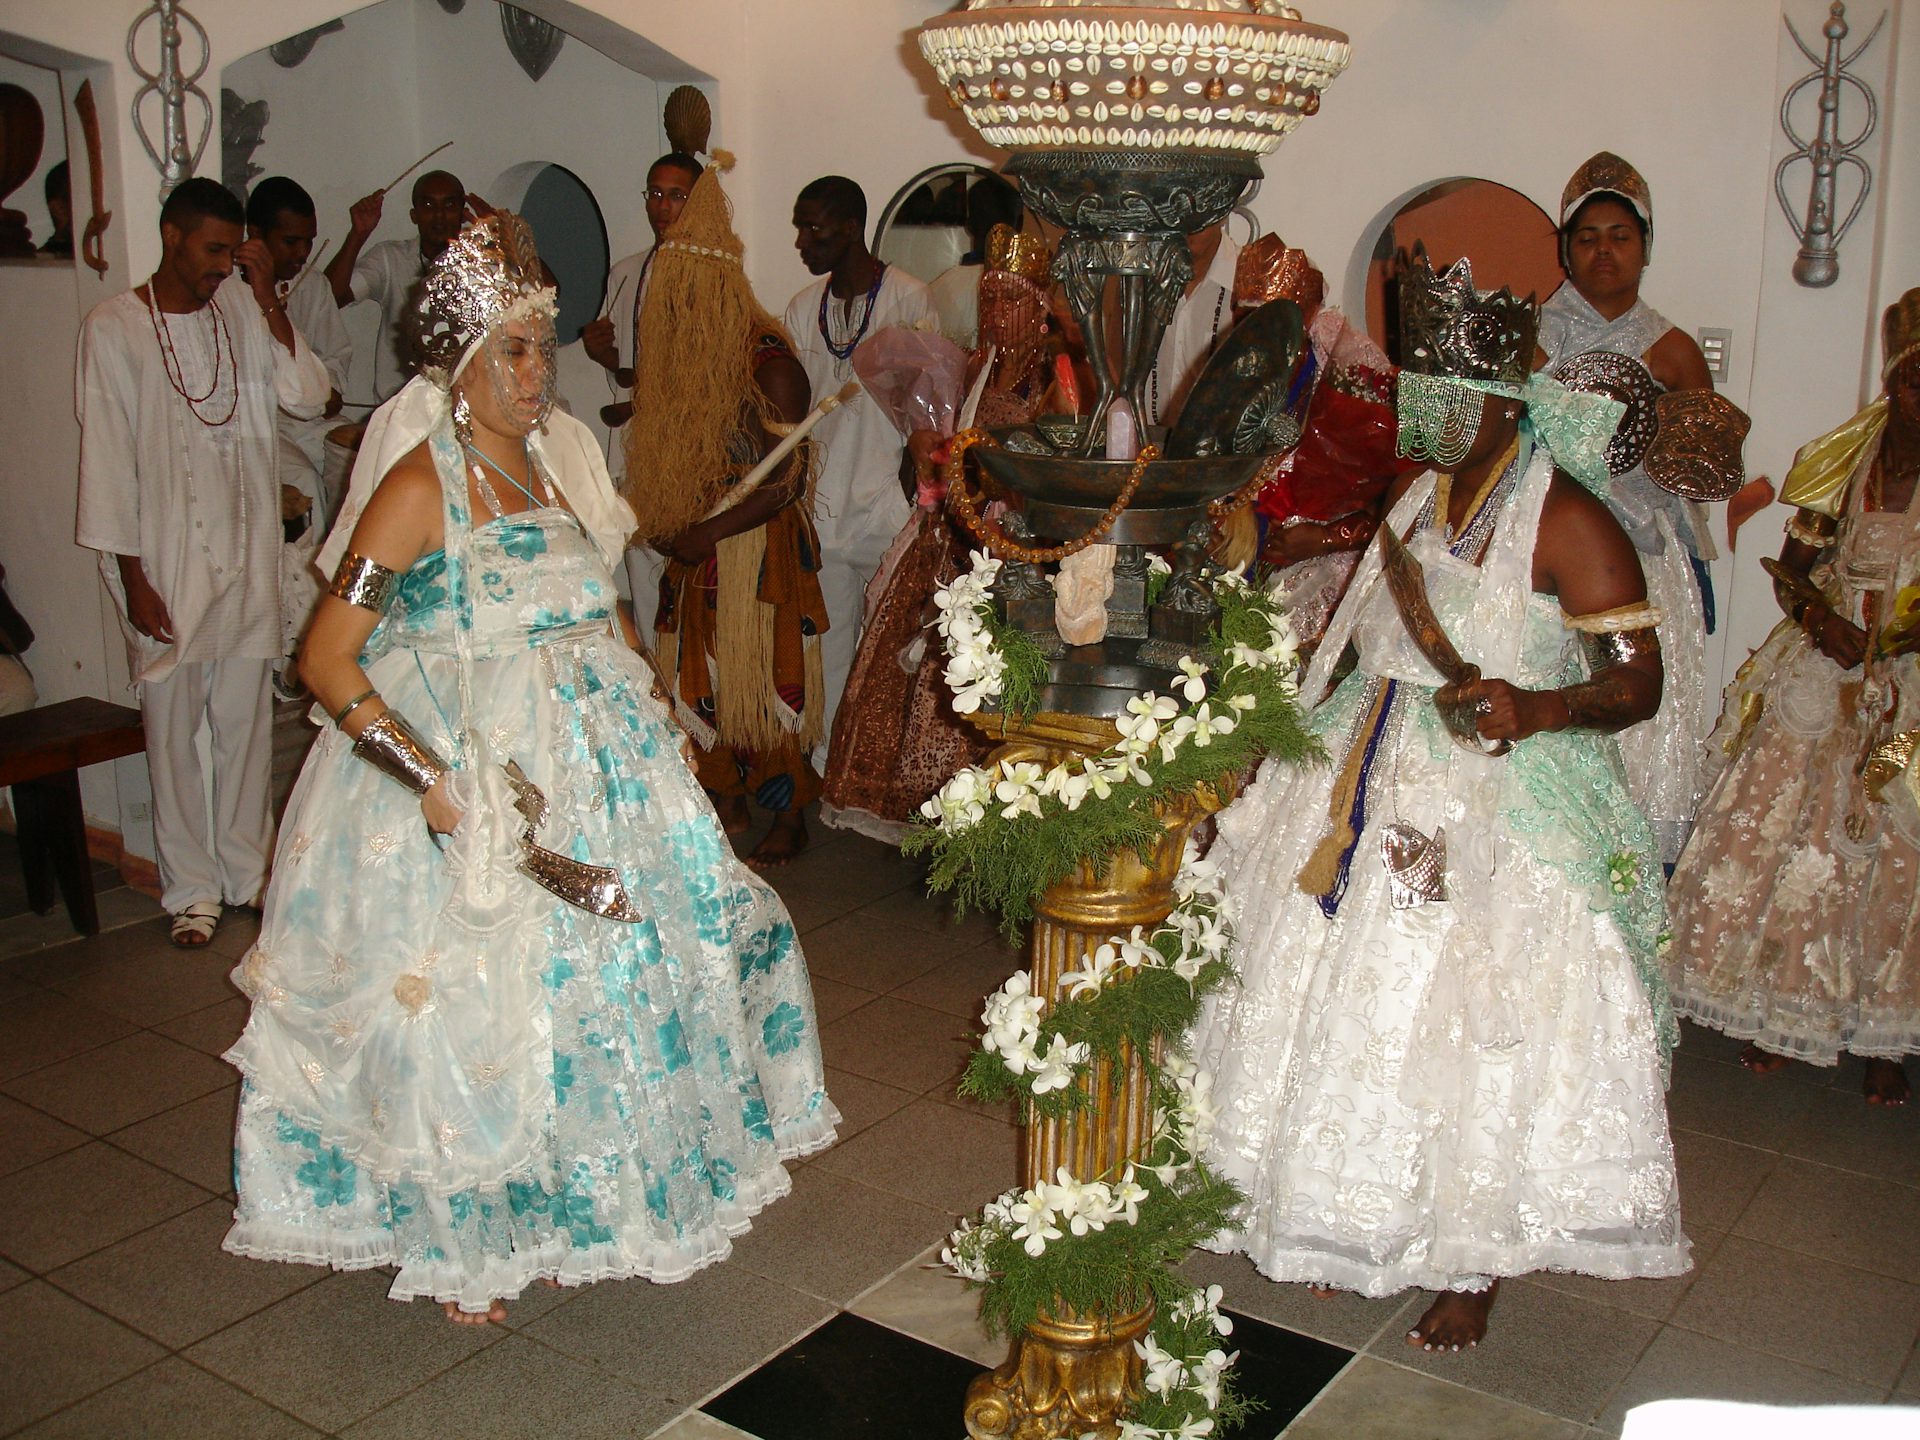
169 901 222 948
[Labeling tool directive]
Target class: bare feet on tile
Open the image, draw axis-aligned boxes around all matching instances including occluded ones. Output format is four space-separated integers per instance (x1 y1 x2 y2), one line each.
747 810 808 869
443 1298 507 1324
1406 1280 1497 1352
1307 1284 1340 1298
1739 1043 1792 1075
1864 1057 1911 1106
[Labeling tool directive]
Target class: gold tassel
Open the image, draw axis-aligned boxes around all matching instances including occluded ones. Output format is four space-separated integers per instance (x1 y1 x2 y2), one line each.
1295 681 1391 897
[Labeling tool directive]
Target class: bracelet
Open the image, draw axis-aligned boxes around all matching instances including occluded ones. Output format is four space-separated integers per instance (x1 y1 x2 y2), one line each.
1579 626 1661 672
329 552 401 614
352 710 450 796
333 687 377 725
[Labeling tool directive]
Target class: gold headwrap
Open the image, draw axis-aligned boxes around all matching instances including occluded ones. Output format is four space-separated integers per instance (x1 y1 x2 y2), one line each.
1884 286 1920 381
984 222 1052 284
1233 233 1323 312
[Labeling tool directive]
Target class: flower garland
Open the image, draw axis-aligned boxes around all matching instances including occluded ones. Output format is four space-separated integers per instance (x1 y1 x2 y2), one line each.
919 558 1324 1439
942 850 1255 1439
909 552 1323 931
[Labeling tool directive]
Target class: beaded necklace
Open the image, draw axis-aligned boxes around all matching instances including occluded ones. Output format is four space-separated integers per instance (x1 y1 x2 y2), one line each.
819 262 887 366
144 284 238 428
465 442 555 518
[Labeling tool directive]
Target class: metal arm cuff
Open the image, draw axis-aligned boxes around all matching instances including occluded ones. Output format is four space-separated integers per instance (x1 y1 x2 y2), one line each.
351 711 449 796
1786 509 1839 549
1579 626 1662 672
328 552 400 614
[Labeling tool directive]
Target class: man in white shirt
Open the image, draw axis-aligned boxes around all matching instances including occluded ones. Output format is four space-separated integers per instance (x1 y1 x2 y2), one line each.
580 151 701 633
784 175 937 738
324 169 467 404
76 179 331 946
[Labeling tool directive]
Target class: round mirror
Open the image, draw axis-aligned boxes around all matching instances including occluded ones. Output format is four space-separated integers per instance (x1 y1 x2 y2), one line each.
1362 177 1560 365
492 159 610 346
874 162 1020 284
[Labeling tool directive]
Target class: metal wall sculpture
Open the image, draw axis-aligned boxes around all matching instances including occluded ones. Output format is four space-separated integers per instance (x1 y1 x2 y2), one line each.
221 89 270 197
127 0 212 199
500 5 566 82
1774 1 1885 288
269 20 345 69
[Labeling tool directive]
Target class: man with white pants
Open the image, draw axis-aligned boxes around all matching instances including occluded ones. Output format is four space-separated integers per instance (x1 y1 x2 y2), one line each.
76 179 330 946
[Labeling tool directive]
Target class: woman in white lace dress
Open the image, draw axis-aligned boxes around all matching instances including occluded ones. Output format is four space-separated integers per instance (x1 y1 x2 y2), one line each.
1666 291 1920 1105
1191 255 1688 1352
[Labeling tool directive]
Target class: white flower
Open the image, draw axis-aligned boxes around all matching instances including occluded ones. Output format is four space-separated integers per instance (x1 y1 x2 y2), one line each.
993 759 1047 820
1009 1187 1062 1256
1111 1165 1150 1225
1174 656 1210 703
1029 1036 1090 1095
1136 1334 1188 1398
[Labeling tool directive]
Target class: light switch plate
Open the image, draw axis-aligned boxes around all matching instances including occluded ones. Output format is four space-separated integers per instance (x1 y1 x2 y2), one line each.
1698 327 1732 383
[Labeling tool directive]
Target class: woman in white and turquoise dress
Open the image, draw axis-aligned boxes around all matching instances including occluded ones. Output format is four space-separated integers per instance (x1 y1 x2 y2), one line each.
222 215 837 1321
1190 254 1687 1352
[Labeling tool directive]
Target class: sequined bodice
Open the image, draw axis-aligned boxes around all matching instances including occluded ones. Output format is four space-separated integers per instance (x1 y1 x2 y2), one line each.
368 507 617 661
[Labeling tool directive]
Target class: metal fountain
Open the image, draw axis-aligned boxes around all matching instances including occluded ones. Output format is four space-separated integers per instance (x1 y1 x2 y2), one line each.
913 3 1349 1436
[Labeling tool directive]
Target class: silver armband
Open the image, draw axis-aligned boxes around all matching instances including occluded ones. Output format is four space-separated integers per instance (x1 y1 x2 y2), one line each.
1580 626 1662 672
329 552 400 613
352 711 449 796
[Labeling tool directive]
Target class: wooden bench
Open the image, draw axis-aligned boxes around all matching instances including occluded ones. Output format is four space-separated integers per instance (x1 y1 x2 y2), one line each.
0 697 146 935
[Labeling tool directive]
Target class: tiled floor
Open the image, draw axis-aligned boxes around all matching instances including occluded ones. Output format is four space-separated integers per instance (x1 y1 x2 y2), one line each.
2 815 1920 1437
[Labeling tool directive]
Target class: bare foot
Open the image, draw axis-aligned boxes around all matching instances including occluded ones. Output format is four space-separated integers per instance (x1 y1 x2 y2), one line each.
746 811 808 870
443 1298 507 1324
1739 1043 1792 1075
1864 1057 1911 1106
1307 1285 1340 1299
1406 1280 1498 1352
716 794 750 838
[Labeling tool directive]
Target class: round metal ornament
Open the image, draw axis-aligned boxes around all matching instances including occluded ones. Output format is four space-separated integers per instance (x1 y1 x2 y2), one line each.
1552 349 1661 477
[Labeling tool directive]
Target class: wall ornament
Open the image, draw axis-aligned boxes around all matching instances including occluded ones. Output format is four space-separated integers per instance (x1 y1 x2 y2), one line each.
127 0 212 199
1774 0 1885 288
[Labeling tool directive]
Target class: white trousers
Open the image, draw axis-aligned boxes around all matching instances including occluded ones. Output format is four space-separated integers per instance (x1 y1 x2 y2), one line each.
817 544 889 746
623 546 665 640
141 657 274 914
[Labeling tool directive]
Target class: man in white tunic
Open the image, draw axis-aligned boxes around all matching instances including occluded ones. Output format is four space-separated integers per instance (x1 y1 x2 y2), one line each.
784 175 937 736
247 176 351 520
324 169 467 404
76 178 330 945
580 151 701 635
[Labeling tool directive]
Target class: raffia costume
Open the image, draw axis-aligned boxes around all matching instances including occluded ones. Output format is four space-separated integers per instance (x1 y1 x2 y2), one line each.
629 160 829 817
223 216 836 1312
1665 292 1920 1063
1191 257 1687 1298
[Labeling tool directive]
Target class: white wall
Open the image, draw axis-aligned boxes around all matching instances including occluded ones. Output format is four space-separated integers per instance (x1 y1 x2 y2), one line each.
0 0 1913 863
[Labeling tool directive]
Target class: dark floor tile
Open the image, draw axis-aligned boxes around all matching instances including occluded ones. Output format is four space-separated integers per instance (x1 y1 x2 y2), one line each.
728 1167 952 1305
819 1068 917 1143
0 1092 87 1178
341 1333 680 1440
702 1312 979 1440
0 988 138 1082
0 1280 165 1433
0 1141 208 1270
49 1198 325 1349
107 1085 240 1195
818 996 975 1094
13 1355 323 1438
3 1029 233 1133
812 1098 1018 1215
1281 1355 1580 1439
1594 1326 1883 1432
187 1267 503 1432
1671 1129 1777 1232
154 995 251 1059
525 1262 833 1405
34 919 241 1025
1664 1050 1818 1151
1775 1082 1920 1187
1734 1158 1920 1283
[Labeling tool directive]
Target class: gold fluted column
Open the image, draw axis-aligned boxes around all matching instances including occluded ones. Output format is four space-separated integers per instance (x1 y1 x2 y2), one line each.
962 712 1229 1440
